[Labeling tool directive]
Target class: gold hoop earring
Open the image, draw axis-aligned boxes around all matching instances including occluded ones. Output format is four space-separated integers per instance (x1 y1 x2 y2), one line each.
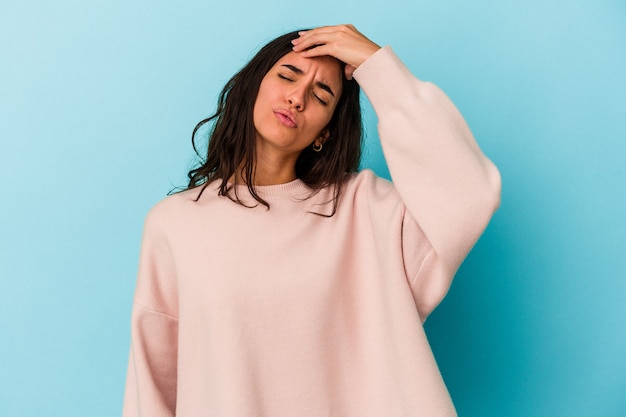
312 142 323 152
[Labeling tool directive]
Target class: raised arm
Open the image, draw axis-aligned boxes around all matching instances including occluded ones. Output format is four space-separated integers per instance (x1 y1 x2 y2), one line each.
353 46 501 282
295 25 501 317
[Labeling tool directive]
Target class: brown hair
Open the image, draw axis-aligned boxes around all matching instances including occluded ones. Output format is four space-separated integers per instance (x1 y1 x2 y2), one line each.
185 29 363 215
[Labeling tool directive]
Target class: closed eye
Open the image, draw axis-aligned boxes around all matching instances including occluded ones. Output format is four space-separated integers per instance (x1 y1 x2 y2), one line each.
313 94 328 106
278 74 294 82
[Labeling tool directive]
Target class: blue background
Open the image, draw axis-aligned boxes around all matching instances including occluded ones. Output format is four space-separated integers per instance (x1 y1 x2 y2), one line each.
1 0 625 416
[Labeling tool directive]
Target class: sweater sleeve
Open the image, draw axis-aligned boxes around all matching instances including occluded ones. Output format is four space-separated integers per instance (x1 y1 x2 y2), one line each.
353 46 501 320
123 207 179 417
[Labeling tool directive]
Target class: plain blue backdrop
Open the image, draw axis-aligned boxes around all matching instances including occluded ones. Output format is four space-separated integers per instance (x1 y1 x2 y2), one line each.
1 0 625 416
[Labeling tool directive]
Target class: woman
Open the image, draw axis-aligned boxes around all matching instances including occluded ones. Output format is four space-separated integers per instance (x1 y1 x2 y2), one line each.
123 24 501 417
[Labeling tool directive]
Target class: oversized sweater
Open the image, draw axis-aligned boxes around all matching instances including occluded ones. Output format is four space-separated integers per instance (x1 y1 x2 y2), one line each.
123 46 501 417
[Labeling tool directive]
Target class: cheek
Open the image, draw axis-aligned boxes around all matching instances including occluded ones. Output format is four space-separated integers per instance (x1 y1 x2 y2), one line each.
252 98 261 126
252 80 274 124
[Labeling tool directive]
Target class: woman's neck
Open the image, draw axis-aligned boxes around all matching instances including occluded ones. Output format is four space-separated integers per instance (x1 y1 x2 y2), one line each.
231 154 298 186
247 144 301 185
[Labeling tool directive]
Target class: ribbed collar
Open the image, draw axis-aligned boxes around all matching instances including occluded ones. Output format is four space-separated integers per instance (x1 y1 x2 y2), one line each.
233 178 312 199
194 178 336 215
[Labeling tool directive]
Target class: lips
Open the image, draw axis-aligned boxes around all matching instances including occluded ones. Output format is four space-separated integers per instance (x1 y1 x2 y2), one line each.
273 109 297 128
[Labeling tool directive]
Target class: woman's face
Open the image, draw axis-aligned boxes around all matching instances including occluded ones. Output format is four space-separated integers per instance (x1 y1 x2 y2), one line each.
253 51 343 158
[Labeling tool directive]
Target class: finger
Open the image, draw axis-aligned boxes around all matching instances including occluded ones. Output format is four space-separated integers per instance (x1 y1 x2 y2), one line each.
297 25 347 39
291 24 352 49
292 32 338 52
299 38 377 69
297 43 335 59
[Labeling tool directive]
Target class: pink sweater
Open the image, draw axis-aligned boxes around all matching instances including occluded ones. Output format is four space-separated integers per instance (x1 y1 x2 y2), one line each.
123 46 501 417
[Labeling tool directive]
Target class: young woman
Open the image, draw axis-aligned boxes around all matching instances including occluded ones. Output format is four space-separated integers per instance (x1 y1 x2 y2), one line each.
123 24 501 417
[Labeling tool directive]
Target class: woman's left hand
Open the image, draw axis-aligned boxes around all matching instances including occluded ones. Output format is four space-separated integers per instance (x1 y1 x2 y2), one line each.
291 24 381 80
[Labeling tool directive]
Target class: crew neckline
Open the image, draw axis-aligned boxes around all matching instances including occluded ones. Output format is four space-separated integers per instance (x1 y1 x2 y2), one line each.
231 178 312 199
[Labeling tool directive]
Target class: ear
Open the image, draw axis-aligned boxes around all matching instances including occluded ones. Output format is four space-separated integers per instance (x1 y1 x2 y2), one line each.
313 129 330 148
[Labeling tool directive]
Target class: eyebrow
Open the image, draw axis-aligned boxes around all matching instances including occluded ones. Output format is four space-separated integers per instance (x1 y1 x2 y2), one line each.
281 64 336 97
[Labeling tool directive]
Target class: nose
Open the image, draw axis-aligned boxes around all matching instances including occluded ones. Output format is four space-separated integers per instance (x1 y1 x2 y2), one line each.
287 86 306 111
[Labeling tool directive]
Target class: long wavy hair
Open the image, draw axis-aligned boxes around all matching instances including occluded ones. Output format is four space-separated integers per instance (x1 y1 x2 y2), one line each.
185 29 363 215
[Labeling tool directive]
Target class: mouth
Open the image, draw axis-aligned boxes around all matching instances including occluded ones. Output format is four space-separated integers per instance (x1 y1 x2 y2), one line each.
273 109 297 128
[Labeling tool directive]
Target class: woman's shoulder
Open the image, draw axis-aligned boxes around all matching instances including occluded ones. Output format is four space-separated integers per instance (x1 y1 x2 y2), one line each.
143 183 220 229
342 169 404 210
345 169 396 197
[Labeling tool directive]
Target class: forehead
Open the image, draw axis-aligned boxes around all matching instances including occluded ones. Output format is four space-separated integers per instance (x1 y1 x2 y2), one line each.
273 51 343 86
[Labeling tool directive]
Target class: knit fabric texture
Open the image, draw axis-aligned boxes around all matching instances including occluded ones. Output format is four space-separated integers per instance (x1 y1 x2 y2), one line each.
122 46 501 417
